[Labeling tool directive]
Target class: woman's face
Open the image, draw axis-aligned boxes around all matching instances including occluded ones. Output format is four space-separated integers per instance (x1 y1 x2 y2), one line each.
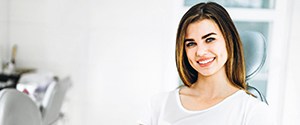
184 19 228 77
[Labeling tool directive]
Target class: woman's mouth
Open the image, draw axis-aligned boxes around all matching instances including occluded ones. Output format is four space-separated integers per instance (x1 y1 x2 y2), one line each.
197 57 215 67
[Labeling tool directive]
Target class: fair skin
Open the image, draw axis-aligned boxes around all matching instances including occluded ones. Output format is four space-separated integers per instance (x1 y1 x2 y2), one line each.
180 19 239 111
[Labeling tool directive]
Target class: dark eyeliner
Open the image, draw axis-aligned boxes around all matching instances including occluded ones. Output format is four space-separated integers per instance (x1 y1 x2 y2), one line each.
206 37 215 43
185 41 196 47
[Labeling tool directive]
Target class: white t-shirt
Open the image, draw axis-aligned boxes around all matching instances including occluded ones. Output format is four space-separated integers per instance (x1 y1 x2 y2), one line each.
138 89 274 125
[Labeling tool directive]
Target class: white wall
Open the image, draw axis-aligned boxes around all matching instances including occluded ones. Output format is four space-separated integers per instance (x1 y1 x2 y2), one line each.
8 0 177 124
8 0 89 124
0 0 8 61
282 0 300 124
85 0 175 124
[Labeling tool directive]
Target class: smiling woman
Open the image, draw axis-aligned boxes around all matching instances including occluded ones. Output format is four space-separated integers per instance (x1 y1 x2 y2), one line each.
184 19 228 78
138 2 274 125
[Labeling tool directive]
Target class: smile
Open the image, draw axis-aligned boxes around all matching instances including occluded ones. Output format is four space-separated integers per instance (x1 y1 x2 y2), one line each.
197 57 215 66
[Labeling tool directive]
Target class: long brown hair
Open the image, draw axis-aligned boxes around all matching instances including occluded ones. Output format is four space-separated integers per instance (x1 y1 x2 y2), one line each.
175 2 247 90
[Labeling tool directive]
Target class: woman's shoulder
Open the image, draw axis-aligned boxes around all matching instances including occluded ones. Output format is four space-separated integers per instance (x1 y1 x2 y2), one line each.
137 89 178 125
237 91 274 124
235 90 269 111
149 89 178 108
239 90 268 108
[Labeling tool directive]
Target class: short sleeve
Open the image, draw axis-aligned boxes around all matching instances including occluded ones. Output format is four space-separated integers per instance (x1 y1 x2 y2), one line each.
137 92 169 125
245 101 276 125
137 99 153 125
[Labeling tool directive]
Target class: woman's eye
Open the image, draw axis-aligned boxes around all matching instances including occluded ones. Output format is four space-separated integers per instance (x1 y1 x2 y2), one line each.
186 42 196 47
206 37 215 43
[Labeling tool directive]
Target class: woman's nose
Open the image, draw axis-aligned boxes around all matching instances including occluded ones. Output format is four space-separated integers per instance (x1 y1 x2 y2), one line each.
196 45 208 56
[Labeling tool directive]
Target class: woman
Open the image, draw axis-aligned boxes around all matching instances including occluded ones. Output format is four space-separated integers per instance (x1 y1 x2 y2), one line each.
138 2 272 125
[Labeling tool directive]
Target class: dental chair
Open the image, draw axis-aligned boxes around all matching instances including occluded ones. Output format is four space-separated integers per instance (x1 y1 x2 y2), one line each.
41 77 72 125
240 31 268 104
0 88 42 125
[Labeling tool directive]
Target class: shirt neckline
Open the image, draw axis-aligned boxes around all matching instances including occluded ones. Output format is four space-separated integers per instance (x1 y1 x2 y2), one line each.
175 88 244 113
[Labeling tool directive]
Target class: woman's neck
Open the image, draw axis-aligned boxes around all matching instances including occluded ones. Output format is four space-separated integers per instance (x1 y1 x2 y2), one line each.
190 68 239 98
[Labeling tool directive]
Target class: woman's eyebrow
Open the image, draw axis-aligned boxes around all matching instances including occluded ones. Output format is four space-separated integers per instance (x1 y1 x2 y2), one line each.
184 32 216 42
201 32 216 39
184 38 194 42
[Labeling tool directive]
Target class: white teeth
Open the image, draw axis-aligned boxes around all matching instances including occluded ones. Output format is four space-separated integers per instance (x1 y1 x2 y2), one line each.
198 58 214 64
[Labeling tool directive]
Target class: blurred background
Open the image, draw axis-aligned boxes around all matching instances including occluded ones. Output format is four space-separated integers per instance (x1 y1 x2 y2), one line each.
0 0 299 124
